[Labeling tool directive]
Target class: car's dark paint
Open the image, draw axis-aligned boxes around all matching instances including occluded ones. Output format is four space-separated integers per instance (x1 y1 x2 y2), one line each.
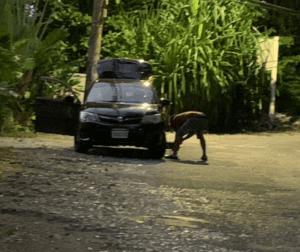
35 96 80 136
83 102 159 117
77 101 164 147
78 120 165 148
36 59 170 158
35 85 167 144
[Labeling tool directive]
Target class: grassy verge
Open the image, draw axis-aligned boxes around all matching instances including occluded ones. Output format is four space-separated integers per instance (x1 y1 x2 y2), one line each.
0 131 37 138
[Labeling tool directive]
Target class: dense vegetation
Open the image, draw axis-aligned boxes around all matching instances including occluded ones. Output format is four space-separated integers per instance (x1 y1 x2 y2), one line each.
0 0 82 135
261 0 300 116
0 0 299 135
102 0 271 132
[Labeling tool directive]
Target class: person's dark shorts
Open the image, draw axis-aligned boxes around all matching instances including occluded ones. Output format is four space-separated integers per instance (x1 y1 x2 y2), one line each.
177 116 207 139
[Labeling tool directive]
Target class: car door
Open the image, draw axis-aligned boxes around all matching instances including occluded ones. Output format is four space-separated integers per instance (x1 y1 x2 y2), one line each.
35 76 81 136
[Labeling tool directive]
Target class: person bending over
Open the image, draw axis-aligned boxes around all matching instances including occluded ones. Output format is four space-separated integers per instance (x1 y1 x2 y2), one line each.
165 111 208 161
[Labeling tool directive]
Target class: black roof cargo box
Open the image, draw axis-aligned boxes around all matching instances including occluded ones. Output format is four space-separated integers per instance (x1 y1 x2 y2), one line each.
96 58 152 80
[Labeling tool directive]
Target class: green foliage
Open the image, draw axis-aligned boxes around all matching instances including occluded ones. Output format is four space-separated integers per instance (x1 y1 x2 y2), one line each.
0 36 22 83
48 1 92 72
256 1 300 117
0 0 14 38
0 82 16 134
0 34 19 134
102 0 270 132
0 0 75 133
277 40 300 115
259 0 300 37
279 36 294 47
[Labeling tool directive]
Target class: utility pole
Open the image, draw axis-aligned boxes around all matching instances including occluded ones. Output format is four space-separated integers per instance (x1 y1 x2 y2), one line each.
84 0 108 101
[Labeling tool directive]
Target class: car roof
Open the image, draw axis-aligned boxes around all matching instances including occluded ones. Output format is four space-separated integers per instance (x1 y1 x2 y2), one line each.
95 78 145 83
96 58 152 80
98 58 151 65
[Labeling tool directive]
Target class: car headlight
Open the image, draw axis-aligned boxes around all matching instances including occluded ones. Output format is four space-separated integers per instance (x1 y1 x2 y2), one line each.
140 114 162 124
80 111 100 123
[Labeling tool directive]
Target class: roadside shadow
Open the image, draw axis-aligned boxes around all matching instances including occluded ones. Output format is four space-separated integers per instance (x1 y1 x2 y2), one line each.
173 160 209 166
89 146 166 163
14 146 165 165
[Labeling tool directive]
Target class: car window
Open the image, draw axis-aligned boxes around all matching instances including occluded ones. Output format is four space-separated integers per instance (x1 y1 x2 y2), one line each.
87 81 159 104
87 82 116 102
117 82 158 104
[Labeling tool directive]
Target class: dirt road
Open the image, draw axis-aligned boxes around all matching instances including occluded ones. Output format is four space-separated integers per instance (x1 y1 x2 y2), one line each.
0 132 300 251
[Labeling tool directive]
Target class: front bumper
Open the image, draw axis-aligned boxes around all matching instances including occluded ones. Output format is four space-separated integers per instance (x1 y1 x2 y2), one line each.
78 121 165 148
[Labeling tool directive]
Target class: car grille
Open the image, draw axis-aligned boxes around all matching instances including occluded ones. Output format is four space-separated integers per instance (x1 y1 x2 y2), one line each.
98 115 142 124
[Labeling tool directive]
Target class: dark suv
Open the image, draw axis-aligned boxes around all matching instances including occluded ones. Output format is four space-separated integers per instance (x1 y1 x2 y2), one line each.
35 58 170 159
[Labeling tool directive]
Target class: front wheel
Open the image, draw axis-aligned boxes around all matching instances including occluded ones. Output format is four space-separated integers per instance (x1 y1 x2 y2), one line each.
148 132 166 159
74 129 91 153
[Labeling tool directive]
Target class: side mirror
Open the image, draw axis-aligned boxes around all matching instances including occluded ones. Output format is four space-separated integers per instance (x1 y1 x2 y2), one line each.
160 98 170 108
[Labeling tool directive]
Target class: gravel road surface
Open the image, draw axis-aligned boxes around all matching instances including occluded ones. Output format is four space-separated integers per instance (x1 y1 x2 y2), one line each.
1 132 300 252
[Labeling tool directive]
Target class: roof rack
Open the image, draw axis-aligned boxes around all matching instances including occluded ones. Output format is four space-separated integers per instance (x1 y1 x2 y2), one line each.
96 58 152 80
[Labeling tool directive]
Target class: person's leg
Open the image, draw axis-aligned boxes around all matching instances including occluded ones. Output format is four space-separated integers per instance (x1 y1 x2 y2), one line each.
166 119 192 159
165 132 183 159
198 134 207 161
172 134 183 156
195 117 208 161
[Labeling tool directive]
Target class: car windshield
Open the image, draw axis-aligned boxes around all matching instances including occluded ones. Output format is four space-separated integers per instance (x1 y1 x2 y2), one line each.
87 82 116 102
87 82 159 104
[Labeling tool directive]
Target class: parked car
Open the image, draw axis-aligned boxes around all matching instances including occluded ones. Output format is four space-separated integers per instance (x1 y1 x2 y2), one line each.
35 58 170 159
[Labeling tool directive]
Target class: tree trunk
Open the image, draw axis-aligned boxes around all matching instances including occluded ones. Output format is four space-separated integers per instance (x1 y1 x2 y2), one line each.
84 0 106 101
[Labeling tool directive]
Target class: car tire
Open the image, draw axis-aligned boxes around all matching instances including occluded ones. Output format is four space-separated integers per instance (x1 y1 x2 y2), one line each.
148 132 166 159
74 129 91 153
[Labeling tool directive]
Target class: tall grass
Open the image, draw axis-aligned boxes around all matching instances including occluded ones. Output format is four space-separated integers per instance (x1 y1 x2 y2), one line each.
103 0 270 132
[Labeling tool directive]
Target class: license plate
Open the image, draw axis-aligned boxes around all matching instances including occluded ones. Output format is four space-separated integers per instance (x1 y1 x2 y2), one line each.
111 129 129 139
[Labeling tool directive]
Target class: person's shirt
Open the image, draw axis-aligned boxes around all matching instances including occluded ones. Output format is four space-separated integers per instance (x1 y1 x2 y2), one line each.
170 111 206 132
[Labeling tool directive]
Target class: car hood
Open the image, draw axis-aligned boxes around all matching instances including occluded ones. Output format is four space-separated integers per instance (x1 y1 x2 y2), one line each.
83 102 159 117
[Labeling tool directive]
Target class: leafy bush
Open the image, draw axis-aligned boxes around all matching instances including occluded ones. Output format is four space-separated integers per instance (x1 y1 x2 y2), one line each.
276 37 300 116
0 0 80 134
49 1 92 72
277 55 300 115
102 0 270 132
0 83 15 134
0 32 20 134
